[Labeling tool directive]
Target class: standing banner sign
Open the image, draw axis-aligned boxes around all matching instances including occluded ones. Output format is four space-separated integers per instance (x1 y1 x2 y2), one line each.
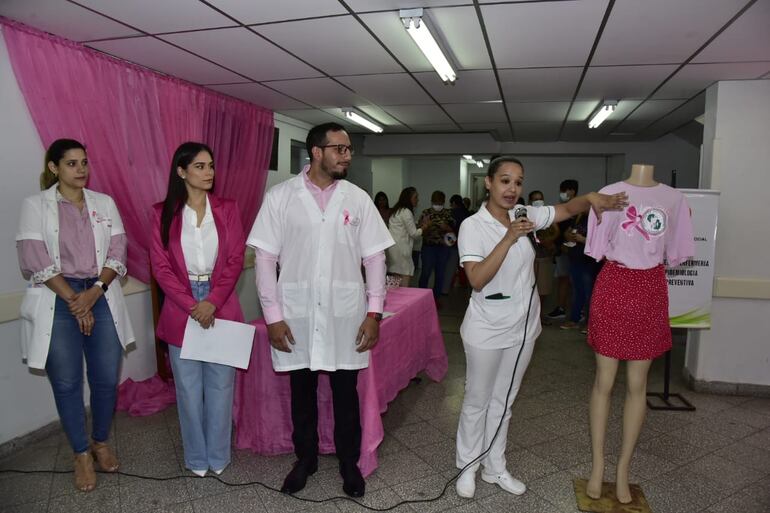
667 189 720 328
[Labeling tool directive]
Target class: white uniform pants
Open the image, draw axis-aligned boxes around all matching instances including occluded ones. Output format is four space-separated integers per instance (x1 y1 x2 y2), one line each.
456 341 535 475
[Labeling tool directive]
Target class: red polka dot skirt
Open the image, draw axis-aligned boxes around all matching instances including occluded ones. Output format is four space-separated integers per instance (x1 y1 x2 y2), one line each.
587 261 671 361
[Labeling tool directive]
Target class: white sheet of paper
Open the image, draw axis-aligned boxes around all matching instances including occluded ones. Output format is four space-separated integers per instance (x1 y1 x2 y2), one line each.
180 318 255 369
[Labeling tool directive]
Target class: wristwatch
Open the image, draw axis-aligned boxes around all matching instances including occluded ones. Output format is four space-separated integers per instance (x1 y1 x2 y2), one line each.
366 312 383 322
94 280 108 293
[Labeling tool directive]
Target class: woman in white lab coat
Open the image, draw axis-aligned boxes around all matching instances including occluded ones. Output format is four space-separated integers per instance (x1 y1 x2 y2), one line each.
386 187 429 285
454 157 626 499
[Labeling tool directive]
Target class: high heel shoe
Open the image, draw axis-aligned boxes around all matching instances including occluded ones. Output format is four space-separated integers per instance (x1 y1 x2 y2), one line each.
74 452 96 492
91 440 119 472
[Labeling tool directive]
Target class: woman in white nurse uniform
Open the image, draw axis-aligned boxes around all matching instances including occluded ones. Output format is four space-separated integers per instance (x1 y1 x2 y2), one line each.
454 157 627 499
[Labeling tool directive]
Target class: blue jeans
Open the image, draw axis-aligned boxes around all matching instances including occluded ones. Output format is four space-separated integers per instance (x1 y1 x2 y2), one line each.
46 277 122 454
419 244 450 298
568 258 599 323
169 280 236 472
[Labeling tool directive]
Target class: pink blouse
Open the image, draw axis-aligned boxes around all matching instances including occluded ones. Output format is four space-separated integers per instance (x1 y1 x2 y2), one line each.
17 195 127 283
585 182 694 270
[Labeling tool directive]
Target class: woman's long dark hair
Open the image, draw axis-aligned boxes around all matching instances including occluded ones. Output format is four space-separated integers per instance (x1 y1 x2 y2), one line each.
391 187 418 215
160 142 214 248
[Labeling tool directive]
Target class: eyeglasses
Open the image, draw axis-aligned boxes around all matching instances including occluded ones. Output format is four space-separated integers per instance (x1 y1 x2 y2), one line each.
320 144 355 156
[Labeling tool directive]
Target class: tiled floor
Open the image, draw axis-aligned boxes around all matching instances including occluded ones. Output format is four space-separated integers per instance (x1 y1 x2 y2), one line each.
2 289 769 512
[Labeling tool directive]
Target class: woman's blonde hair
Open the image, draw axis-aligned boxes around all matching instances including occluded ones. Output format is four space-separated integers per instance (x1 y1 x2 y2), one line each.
40 139 86 190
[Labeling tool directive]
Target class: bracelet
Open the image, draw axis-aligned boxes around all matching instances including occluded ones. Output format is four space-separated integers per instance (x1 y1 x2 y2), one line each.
366 312 383 322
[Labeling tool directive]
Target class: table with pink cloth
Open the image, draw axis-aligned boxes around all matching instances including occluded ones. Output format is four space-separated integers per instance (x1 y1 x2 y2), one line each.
232 287 448 477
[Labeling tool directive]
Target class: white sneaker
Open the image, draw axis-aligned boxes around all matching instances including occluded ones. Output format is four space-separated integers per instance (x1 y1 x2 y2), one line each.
211 465 227 476
190 469 207 477
455 469 477 498
481 470 526 495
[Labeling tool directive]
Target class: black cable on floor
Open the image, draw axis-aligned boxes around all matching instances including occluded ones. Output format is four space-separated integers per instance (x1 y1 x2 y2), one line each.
0 284 537 512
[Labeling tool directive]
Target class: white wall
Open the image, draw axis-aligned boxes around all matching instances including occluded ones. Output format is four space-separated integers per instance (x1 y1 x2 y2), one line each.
686 79 770 389
405 157 461 212
363 133 701 189
371 158 405 207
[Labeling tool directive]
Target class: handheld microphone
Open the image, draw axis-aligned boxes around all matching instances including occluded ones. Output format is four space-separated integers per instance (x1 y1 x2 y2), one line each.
513 205 538 246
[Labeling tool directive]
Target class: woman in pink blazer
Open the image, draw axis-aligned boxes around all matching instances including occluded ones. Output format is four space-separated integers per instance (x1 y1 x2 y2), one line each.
150 142 245 477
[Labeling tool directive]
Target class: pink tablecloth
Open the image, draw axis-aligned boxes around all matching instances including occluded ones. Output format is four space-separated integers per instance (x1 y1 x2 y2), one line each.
232 287 447 477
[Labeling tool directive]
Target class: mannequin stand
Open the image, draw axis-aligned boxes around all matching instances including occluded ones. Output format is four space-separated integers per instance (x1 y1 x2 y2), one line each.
645 349 695 412
573 479 651 513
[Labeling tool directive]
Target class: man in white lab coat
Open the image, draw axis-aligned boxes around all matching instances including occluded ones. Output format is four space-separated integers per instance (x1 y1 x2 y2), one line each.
248 123 394 497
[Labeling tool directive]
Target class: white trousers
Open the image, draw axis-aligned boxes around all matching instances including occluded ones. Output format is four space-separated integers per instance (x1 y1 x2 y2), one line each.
456 341 535 475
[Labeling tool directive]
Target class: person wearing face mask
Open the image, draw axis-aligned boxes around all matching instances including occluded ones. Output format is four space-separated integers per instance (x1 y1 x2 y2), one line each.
453 158 626 499
418 190 456 303
545 179 578 320
528 191 558 320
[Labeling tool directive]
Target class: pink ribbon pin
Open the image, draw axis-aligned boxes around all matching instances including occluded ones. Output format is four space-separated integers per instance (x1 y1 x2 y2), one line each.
621 205 650 240
343 209 350 225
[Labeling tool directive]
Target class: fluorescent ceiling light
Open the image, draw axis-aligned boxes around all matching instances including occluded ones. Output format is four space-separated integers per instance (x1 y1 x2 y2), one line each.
400 9 456 84
482 159 490 164
587 100 618 129
476 161 483 168
342 108 383 133
463 154 473 160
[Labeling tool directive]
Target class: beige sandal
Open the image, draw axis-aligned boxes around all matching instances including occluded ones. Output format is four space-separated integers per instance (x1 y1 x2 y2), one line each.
74 452 96 492
91 441 119 472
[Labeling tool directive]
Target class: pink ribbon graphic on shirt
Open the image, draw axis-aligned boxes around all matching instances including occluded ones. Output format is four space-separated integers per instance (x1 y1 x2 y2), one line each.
621 205 650 241
343 209 350 225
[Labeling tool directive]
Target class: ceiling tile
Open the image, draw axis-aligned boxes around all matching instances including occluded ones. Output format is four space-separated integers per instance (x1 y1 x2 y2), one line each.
561 121 615 142
358 11 431 72
506 102 570 123
694 0 770 63
358 105 410 127
267 77 369 108
382 105 454 125
427 6 491 70
593 0 748 65
414 70 500 103
641 93 706 137
511 123 562 142
87 37 244 84
346 0 471 11
256 17 401 75
653 62 770 99
75 0 236 33
207 0 346 24
481 0 610 68
0 0 140 41
207 83 308 110
615 99 686 132
578 65 679 100
337 74 433 105
499 67 582 102
161 28 322 81
567 101 602 122
443 103 507 124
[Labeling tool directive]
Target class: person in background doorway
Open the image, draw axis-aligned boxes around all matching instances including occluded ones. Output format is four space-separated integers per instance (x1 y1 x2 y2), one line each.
418 190 455 304
545 179 578 320
442 195 471 294
387 187 429 286
374 191 391 225
528 190 559 323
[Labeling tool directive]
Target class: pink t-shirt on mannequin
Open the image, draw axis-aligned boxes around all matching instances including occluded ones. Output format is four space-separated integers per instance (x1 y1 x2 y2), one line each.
585 182 694 270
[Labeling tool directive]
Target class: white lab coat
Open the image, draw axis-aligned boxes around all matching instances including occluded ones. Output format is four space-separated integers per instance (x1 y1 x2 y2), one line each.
386 207 422 276
15 186 136 369
458 203 555 349
248 176 394 372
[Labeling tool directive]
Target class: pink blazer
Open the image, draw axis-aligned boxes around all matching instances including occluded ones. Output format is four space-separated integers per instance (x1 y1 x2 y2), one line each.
150 196 245 347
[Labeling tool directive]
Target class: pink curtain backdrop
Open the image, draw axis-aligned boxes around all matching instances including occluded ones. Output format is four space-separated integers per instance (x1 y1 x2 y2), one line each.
1 19 273 283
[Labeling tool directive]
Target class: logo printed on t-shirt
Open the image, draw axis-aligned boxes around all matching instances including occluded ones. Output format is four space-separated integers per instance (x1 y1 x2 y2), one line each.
622 205 666 241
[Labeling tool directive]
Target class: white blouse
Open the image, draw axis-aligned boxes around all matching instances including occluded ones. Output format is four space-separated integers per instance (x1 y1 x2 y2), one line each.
181 197 219 275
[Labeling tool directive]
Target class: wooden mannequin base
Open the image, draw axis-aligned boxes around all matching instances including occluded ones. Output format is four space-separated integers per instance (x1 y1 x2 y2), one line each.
573 478 652 513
